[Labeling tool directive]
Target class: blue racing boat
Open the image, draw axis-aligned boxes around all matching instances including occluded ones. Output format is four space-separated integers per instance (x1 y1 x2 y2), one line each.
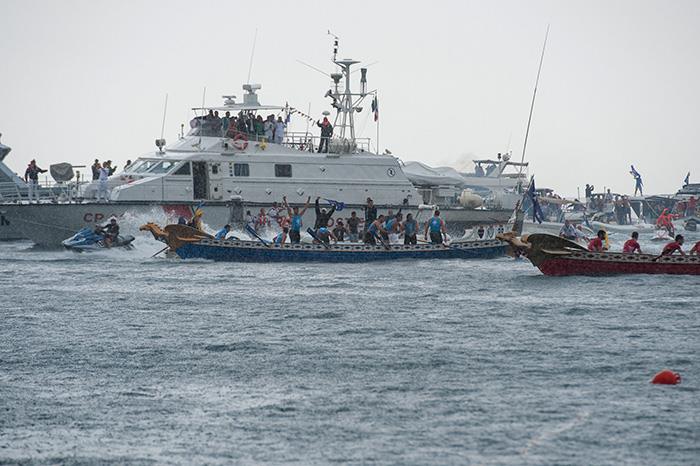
140 223 508 262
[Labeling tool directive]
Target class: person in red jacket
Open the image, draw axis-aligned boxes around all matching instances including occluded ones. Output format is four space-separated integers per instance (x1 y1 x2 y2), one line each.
661 235 685 256
622 231 642 254
588 230 606 252
689 240 700 256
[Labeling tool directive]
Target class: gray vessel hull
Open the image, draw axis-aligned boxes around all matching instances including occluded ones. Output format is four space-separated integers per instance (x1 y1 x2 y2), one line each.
0 201 512 247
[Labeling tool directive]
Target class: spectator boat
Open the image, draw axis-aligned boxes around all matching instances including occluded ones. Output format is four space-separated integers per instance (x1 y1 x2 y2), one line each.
497 232 700 276
0 40 515 247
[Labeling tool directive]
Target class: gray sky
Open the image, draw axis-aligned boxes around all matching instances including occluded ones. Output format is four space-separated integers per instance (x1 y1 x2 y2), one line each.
1 0 698 196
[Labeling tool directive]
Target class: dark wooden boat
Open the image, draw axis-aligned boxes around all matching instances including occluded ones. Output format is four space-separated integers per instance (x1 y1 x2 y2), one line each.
141 223 509 262
497 232 700 276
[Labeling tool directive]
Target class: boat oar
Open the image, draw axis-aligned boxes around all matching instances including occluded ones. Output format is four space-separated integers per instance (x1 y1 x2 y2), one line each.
416 237 463 251
245 224 270 248
151 246 169 258
306 227 330 249
372 231 391 250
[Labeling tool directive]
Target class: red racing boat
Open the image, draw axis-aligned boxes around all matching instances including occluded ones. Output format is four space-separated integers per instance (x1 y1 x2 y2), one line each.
497 233 700 276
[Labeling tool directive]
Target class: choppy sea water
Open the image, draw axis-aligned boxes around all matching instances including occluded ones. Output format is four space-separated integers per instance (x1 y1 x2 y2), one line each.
1 228 698 465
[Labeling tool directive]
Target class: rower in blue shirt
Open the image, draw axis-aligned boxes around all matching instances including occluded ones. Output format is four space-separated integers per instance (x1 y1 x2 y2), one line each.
283 195 311 244
424 210 446 244
215 224 231 240
364 214 386 244
403 213 418 245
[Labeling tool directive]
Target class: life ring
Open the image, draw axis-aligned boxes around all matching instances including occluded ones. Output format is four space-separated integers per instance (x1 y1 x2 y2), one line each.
232 133 248 150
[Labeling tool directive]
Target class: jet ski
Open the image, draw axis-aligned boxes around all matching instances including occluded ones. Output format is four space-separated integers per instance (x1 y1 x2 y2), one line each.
62 227 135 251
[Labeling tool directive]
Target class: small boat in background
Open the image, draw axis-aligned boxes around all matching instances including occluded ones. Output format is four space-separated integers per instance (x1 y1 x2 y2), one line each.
140 223 510 263
497 232 700 276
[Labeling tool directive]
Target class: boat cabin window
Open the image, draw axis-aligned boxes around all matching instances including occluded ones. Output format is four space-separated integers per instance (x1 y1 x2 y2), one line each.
173 162 191 176
274 164 292 178
187 116 225 137
232 163 249 177
148 160 178 174
130 160 159 173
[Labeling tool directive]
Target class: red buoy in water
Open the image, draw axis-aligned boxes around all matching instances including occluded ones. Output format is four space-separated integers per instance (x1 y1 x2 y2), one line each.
651 370 681 385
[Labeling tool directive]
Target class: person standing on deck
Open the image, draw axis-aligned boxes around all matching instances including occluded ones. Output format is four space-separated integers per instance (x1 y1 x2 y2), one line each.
96 163 110 202
317 117 333 153
264 115 275 142
91 159 101 181
386 213 403 243
346 211 361 242
363 198 377 232
403 213 418 245
622 231 642 254
332 219 347 242
255 208 270 231
314 197 336 230
274 116 286 144
424 210 446 244
283 195 311 244
221 112 231 136
24 159 47 203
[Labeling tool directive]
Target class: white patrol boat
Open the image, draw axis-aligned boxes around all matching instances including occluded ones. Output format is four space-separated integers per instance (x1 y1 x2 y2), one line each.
0 43 512 247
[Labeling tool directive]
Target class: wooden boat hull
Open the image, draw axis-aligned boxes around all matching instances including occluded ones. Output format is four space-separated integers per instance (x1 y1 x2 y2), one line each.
538 253 700 276
175 238 507 262
497 232 700 276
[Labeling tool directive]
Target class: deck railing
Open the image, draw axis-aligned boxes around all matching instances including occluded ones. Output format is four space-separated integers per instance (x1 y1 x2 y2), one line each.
0 181 82 204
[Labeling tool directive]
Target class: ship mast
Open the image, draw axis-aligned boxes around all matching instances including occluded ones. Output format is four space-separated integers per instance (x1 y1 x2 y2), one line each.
325 35 371 149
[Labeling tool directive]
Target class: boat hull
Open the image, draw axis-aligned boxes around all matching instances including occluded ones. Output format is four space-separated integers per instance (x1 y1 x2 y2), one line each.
538 255 700 276
0 201 512 247
174 239 508 263
496 232 700 276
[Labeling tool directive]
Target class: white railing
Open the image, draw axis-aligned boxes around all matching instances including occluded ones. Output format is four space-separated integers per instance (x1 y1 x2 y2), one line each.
282 132 372 154
0 181 83 203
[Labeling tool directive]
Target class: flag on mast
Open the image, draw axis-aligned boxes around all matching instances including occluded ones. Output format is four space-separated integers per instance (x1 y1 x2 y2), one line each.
527 177 544 224
371 96 379 122
684 172 690 186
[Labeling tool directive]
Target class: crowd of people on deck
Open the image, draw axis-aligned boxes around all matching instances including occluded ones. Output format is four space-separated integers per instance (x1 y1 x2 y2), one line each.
191 110 287 144
203 197 454 247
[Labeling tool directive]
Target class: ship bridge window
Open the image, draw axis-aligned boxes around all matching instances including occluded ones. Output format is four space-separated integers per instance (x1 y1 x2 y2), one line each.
231 163 249 177
131 160 159 173
274 164 292 178
187 116 224 137
148 160 179 174
173 162 191 175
